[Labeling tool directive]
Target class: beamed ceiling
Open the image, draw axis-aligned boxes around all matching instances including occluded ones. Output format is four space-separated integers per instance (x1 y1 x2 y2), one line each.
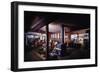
24 11 90 32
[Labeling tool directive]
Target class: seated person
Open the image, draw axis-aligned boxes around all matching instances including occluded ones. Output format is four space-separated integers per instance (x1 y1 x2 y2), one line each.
49 42 61 60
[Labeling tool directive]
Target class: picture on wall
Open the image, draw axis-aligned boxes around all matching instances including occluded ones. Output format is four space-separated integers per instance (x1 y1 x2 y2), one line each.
24 11 90 62
11 1 97 71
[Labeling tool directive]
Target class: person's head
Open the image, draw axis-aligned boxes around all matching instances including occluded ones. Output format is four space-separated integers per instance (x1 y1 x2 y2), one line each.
57 41 59 44
54 41 57 46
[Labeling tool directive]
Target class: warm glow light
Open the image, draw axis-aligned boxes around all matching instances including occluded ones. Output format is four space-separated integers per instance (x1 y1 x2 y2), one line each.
49 23 61 32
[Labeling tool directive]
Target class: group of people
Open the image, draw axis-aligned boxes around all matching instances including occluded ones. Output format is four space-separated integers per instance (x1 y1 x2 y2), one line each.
48 40 68 60
25 35 90 61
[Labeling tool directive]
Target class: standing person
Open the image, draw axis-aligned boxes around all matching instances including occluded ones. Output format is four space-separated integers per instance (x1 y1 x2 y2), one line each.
61 42 67 57
56 41 62 56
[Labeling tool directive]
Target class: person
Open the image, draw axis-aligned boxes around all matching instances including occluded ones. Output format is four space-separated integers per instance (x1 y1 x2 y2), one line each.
56 41 62 56
60 42 68 57
48 41 61 60
56 41 61 49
